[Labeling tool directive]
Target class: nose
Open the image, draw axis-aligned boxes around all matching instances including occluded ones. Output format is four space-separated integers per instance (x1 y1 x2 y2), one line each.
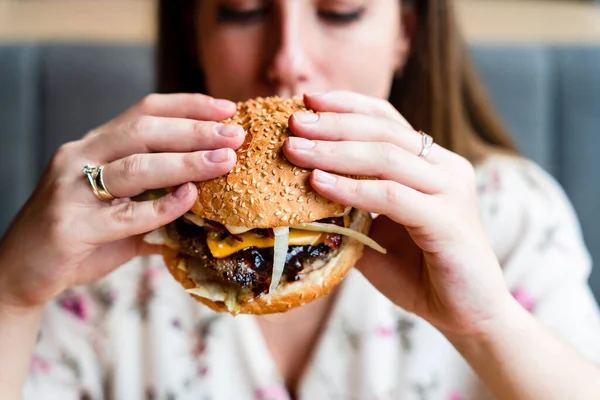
265 10 311 97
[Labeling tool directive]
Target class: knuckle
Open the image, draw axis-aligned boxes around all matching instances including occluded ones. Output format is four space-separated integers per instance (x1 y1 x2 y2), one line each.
152 196 170 217
377 142 394 164
192 120 208 137
50 141 80 170
181 152 202 172
139 93 162 111
385 181 401 205
120 154 146 180
127 115 153 139
347 179 361 197
111 202 137 225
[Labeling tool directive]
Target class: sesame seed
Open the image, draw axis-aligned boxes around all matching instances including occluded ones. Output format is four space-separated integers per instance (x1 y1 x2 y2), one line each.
261 171 268 177
248 169 254 174
275 211 282 216
284 208 291 213
301 169 308 173
231 196 239 201
266 160 272 165
259 213 265 219
233 209 238 215
268 179 275 184
247 189 254 194
235 168 241 173
250 198 255 205
264 195 270 201
272 170 276 176
242 180 248 185
298 197 304 203
280 215 289 221
309 212 314 219
241 166 247 171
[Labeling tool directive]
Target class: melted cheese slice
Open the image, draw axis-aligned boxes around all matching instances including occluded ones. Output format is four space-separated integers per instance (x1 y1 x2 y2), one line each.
207 229 325 258
207 214 352 259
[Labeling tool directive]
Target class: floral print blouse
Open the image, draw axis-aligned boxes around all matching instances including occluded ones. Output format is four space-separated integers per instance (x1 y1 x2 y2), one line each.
24 155 600 400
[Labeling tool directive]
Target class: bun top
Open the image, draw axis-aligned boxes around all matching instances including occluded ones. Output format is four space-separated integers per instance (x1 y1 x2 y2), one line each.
191 96 346 228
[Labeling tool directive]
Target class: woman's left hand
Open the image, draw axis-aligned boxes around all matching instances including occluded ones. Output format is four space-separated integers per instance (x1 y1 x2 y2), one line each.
283 91 512 338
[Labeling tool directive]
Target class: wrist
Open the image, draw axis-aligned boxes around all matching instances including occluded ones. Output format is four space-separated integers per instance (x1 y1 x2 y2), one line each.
443 294 529 349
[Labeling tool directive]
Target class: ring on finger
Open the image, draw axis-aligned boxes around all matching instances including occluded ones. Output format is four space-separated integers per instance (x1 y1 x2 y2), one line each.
418 131 434 159
82 164 117 201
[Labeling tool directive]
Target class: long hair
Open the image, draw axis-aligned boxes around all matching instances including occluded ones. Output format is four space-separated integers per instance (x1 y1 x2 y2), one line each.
156 0 517 162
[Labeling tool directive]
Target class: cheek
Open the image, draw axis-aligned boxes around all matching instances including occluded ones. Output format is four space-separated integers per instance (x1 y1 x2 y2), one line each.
318 13 401 98
200 31 264 100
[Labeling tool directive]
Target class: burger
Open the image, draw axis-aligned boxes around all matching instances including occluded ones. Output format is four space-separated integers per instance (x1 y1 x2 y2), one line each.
145 96 385 315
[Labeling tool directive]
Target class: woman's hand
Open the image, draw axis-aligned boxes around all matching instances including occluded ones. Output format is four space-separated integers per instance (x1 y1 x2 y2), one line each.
0 94 245 310
283 91 512 337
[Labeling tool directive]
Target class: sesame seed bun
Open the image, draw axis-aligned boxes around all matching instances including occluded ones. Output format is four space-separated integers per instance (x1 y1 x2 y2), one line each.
162 209 372 314
190 96 346 228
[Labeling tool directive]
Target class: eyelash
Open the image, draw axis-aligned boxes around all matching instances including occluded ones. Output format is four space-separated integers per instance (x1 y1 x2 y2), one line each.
217 6 365 25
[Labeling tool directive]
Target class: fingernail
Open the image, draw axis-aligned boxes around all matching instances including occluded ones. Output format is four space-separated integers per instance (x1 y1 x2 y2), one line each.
293 112 319 124
205 148 231 163
307 91 327 98
215 123 242 137
313 170 337 185
287 137 316 150
173 183 191 199
212 98 236 110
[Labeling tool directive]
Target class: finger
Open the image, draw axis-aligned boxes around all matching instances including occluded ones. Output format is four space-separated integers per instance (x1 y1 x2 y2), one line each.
102 148 237 198
303 91 410 127
125 93 237 120
84 116 245 162
289 111 450 165
85 182 197 244
309 171 432 227
283 139 446 194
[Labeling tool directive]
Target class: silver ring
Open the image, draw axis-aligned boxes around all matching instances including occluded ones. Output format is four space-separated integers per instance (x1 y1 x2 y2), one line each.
82 164 116 201
418 131 434 159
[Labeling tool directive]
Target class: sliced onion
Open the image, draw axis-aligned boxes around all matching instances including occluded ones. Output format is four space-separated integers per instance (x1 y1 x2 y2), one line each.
183 213 206 227
269 227 290 294
290 222 387 254
333 206 353 218
225 287 240 314
143 227 179 249
225 224 253 235
185 286 226 302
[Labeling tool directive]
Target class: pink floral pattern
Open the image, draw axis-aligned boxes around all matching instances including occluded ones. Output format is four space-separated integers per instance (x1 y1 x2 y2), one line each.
254 385 290 400
511 288 536 312
57 291 89 321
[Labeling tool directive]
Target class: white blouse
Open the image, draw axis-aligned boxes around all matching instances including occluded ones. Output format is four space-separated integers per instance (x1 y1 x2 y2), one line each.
24 155 600 400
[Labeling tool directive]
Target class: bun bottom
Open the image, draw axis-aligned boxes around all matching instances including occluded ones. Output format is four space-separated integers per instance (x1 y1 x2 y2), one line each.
162 210 372 315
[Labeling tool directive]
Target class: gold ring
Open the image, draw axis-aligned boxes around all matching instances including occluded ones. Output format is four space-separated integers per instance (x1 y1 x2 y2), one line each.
82 164 116 201
418 131 434 159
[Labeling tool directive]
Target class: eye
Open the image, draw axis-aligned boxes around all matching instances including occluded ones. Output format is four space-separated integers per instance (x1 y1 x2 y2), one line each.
319 7 365 24
217 5 270 23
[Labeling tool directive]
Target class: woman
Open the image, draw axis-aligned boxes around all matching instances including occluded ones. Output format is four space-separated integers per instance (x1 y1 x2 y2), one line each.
1 0 600 399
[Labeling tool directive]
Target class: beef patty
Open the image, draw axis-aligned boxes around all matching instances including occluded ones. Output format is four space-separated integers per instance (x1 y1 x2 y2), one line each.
166 218 341 293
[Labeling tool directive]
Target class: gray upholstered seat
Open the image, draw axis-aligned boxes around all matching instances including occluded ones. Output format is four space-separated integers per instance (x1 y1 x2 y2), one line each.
1 42 599 299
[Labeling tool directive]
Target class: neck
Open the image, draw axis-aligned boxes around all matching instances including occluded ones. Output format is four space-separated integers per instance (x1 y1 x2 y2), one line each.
256 287 340 393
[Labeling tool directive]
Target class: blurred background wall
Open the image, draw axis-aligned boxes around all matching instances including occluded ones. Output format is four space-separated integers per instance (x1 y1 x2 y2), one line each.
1 0 600 300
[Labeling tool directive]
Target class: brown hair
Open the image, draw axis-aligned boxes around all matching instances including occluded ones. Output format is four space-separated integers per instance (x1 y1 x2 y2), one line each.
157 0 517 162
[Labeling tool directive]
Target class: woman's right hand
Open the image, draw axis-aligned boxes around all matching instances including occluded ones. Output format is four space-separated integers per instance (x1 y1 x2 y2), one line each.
0 93 245 310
